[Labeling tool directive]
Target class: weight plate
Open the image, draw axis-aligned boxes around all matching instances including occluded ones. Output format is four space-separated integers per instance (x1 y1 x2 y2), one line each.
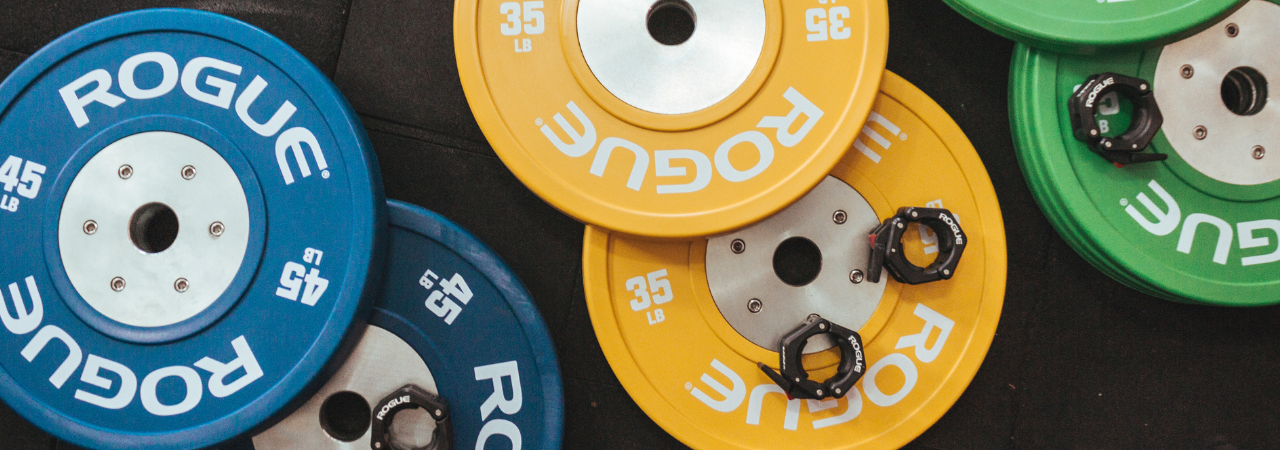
245 200 563 450
942 0 1244 54
0 9 385 449
455 0 888 238
583 72 1005 449
1010 0 1280 306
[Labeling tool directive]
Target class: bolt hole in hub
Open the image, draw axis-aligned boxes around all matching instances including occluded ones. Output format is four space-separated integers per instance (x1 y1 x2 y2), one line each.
647 0 696 45
706 177 887 354
129 202 179 253
319 391 371 442
773 237 822 287
1221 66 1267 116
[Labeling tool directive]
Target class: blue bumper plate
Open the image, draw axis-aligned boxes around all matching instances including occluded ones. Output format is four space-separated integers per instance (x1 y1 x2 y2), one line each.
242 200 563 450
0 8 384 449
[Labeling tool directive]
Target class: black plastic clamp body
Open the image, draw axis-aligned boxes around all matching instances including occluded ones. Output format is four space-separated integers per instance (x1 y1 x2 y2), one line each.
370 384 453 450
758 314 866 400
867 207 966 285
1068 72 1167 165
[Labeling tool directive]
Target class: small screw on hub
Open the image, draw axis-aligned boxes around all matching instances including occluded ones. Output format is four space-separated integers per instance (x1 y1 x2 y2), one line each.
181 165 196 180
210 221 225 237
1194 126 1208 140
110 277 125 292
174 278 189 293
83 220 98 235
747 298 762 313
1254 146 1266 160
1226 23 1239 38
731 239 746 254
1180 65 1194 79
849 269 865 284
832 210 847 224
118 165 133 179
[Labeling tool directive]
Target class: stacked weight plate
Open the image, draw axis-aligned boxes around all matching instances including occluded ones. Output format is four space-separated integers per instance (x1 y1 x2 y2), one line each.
241 201 563 450
947 0 1280 305
582 72 1006 449
456 0 1010 447
941 0 1244 54
0 8 566 449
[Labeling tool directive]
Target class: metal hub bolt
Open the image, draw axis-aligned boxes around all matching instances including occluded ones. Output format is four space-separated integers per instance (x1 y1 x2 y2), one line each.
747 298 762 313
849 269 865 284
1254 146 1266 160
118 164 133 179
210 221 225 237
1226 23 1239 38
175 278 189 293
731 239 746 254
1194 125 1208 140
110 277 125 292
1180 64 1194 79
82 220 97 235
832 210 847 224
181 165 196 180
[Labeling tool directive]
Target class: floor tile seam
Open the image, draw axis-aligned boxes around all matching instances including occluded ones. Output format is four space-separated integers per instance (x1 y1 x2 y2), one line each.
0 47 30 58
329 0 357 76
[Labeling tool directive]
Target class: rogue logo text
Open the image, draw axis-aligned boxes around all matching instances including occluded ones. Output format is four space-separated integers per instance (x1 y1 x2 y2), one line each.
58 51 329 186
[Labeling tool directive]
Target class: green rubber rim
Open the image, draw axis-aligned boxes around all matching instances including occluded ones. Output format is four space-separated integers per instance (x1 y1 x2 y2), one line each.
1010 95 1166 300
1008 65 1164 299
1009 27 1280 306
945 0 1245 54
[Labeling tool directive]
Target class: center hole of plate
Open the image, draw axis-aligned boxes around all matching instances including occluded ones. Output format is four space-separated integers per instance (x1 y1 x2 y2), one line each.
319 391 371 442
389 407 436 448
129 202 179 254
647 0 696 46
1221 66 1268 116
773 237 822 287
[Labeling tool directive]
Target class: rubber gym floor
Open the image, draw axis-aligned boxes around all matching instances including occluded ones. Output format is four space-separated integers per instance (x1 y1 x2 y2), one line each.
0 1 1276 448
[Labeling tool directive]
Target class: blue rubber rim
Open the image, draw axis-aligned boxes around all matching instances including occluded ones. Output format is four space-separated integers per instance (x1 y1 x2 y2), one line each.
382 200 564 450
0 8 385 449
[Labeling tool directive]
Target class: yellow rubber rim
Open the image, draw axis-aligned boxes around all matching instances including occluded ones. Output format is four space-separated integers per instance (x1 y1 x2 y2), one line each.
455 0 888 238
583 72 1007 449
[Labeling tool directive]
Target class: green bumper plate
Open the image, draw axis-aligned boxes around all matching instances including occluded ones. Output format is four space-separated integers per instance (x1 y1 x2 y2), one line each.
945 0 1244 54
1009 0 1280 306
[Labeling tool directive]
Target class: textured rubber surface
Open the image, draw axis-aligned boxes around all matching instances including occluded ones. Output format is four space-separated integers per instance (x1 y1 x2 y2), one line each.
3 1 1280 449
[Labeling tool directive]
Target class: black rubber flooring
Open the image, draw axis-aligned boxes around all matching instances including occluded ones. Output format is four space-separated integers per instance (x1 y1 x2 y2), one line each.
1 1 1278 449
